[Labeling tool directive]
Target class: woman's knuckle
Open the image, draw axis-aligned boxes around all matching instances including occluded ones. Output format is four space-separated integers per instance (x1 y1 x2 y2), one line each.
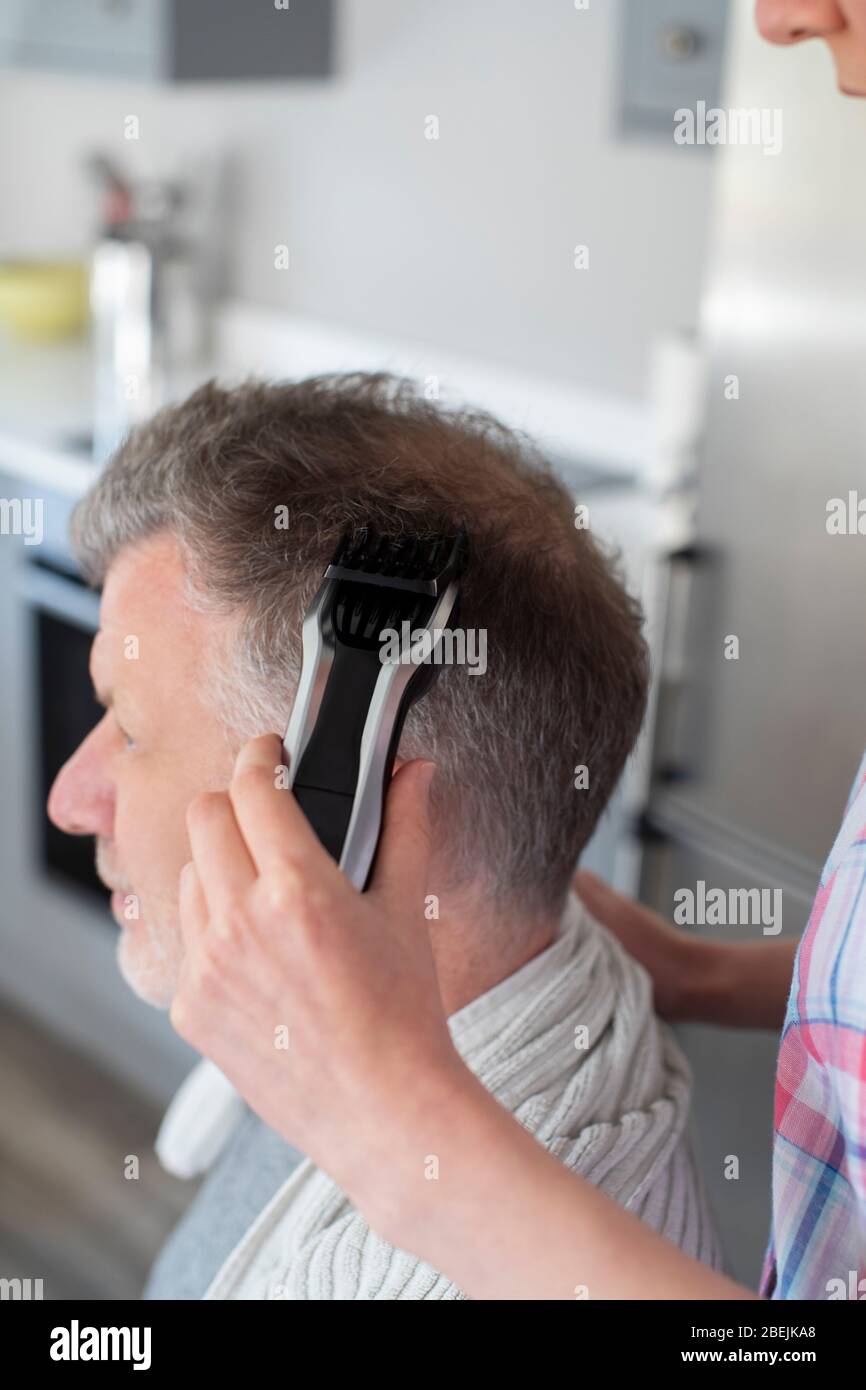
211 895 249 943
232 762 269 800
186 790 225 831
264 870 298 916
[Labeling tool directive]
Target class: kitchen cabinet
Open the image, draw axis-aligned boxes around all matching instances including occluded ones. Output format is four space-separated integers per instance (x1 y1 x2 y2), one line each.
0 0 332 82
618 0 730 139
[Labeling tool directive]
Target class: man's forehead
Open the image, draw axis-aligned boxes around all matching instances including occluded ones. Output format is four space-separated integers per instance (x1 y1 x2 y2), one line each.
93 532 235 689
93 533 210 687
99 532 188 628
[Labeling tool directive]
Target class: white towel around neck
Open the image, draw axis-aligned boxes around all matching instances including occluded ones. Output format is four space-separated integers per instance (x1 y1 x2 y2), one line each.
149 893 722 1299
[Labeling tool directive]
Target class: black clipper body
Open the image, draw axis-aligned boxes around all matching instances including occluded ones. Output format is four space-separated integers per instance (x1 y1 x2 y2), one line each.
282 525 467 890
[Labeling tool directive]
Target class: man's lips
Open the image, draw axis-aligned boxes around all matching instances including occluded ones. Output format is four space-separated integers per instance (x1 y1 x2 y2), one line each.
95 846 135 918
97 868 135 913
109 887 137 923
95 847 132 897
100 875 132 895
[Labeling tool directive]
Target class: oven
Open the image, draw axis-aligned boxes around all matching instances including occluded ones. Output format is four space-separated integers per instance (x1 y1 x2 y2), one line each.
18 549 104 900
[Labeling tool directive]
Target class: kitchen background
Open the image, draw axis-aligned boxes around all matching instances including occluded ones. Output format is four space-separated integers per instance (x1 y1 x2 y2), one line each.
1 0 863 1299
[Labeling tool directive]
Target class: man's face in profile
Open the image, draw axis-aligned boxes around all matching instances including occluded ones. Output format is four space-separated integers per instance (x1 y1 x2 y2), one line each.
47 532 241 1010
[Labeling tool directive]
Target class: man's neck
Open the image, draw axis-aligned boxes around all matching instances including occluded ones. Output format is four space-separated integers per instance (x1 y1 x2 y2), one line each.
429 886 560 1018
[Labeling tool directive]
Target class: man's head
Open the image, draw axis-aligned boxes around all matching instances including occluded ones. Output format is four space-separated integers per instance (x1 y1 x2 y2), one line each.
50 532 240 1007
756 0 866 94
48 374 648 1008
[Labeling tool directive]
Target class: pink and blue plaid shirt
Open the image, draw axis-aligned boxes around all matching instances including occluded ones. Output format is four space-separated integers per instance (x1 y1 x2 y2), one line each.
761 748 866 1300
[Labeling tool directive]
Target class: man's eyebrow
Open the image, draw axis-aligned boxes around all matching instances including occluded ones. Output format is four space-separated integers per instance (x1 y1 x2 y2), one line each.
89 637 112 707
89 634 139 720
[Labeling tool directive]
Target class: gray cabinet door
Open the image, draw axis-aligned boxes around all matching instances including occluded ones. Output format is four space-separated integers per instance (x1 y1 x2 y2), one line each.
0 0 333 81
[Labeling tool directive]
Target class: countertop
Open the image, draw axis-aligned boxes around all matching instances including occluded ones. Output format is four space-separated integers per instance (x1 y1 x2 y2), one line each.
0 301 658 500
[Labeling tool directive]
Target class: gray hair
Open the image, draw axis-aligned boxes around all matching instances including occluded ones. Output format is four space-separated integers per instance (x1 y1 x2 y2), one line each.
71 373 648 918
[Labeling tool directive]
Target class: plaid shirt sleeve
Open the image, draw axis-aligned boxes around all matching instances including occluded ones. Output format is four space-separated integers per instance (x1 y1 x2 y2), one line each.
825 750 866 1214
761 748 866 1300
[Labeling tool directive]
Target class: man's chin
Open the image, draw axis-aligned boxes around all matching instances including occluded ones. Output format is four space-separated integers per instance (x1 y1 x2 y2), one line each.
115 917 181 1011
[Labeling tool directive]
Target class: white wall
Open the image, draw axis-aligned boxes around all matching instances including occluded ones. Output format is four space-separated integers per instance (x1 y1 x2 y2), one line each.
0 0 715 399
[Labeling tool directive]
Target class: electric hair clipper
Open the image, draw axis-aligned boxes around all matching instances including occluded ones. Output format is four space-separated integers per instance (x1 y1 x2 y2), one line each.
282 525 468 889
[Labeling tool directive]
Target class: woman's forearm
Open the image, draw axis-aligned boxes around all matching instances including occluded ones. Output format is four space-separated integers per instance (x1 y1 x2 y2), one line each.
572 871 797 1033
684 937 797 1031
360 1064 758 1301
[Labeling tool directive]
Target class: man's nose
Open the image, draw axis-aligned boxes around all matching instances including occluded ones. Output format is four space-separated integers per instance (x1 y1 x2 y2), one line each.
47 722 115 838
755 0 846 45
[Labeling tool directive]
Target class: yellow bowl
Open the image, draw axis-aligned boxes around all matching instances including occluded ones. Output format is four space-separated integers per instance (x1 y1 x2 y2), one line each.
0 260 89 341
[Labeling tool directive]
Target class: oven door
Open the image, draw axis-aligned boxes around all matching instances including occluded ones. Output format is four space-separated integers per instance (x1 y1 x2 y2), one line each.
16 553 105 900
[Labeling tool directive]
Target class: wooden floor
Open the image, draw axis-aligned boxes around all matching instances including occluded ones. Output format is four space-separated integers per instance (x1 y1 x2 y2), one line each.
0 997 198 1300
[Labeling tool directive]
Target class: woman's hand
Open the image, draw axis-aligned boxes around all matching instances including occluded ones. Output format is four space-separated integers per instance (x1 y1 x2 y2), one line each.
573 868 795 1031
572 868 703 1020
169 732 471 1216
167 740 756 1298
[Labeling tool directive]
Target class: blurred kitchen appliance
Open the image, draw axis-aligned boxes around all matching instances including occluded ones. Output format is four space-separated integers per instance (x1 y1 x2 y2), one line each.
89 157 205 460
